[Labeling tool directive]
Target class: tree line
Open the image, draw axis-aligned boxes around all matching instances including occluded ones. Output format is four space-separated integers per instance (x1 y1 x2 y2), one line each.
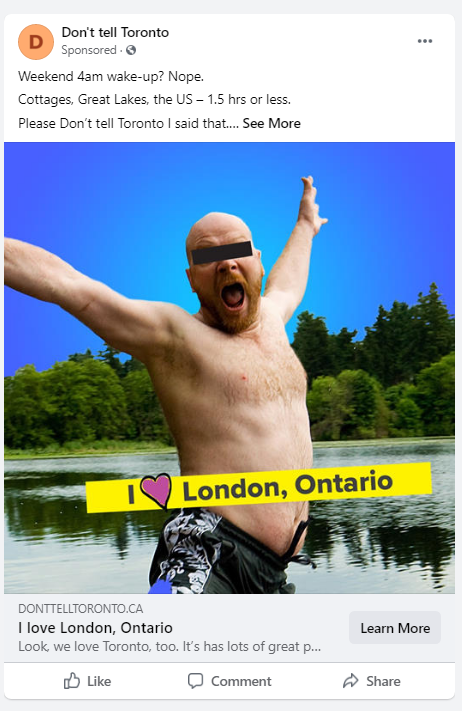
293 284 454 440
4 284 454 449
4 347 172 450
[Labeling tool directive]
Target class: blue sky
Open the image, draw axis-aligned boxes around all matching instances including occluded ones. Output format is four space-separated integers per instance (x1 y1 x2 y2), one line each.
4 142 454 375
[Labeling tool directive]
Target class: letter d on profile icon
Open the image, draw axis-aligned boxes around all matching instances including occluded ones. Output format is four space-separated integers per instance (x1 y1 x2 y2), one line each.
18 25 54 59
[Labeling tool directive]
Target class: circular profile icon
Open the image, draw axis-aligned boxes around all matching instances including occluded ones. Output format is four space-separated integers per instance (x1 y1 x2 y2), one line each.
18 24 54 60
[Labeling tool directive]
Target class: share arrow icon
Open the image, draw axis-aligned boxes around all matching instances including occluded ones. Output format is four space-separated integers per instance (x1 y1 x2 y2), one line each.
343 673 359 688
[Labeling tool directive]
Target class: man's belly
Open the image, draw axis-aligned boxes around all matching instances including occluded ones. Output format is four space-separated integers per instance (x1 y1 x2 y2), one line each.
175 399 313 556
208 501 310 557
178 431 313 556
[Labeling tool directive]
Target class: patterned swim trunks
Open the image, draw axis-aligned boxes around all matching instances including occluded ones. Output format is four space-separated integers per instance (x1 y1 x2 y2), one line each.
148 507 314 594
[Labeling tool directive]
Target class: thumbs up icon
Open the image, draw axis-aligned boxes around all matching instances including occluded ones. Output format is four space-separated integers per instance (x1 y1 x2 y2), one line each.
64 672 80 689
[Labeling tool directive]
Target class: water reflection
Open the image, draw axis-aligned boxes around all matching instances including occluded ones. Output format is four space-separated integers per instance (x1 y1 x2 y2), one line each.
4 442 454 594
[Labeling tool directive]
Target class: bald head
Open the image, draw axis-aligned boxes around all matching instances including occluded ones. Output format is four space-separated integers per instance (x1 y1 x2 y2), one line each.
186 212 252 265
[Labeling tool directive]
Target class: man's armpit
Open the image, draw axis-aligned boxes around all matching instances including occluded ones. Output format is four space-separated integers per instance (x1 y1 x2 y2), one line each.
262 291 297 325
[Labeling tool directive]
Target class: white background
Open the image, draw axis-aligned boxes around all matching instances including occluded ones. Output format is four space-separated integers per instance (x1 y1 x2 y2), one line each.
4 594 454 664
3 594 456 698
4 14 456 142
2 1 458 710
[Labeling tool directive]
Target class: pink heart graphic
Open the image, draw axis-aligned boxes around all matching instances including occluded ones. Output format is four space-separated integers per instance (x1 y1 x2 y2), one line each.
140 474 172 509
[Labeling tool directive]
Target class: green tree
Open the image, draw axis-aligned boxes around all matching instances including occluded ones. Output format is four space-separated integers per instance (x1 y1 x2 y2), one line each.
371 378 390 438
79 359 128 439
361 285 454 388
306 376 346 440
412 283 455 372
385 384 423 437
44 361 96 443
328 327 358 375
337 369 383 440
360 302 415 387
44 359 128 443
122 356 145 376
4 365 54 448
68 348 94 363
97 344 125 378
414 353 455 436
307 369 388 441
122 368 173 444
292 312 332 385
393 397 423 437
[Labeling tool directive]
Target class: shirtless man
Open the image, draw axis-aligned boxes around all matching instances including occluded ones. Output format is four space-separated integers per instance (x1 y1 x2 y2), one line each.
4 176 327 594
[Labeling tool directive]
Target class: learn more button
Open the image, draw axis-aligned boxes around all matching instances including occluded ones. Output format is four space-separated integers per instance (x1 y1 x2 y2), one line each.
350 612 441 644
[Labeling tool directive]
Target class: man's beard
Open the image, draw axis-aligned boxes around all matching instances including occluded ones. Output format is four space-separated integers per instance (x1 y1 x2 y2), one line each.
198 274 263 334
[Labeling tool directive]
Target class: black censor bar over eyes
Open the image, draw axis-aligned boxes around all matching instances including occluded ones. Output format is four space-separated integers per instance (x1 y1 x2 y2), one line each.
191 241 253 265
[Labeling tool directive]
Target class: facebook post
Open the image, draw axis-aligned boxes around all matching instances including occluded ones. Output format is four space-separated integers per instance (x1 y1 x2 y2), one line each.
2 9 456 706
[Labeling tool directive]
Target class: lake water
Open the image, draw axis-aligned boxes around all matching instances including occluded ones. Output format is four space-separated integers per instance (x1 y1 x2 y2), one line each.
4 440 454 594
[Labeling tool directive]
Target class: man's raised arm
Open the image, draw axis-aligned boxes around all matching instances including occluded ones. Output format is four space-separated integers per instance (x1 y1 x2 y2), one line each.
264 177 328 324
4 238 181 362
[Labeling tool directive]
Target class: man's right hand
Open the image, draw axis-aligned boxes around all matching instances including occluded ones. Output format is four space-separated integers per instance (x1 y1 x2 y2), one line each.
4 237 183 363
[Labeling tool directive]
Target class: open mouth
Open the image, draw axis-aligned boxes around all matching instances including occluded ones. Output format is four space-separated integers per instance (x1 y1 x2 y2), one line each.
221 283 245 310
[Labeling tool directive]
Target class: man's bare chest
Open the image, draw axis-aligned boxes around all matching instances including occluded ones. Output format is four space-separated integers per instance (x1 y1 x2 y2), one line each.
194 327 307 406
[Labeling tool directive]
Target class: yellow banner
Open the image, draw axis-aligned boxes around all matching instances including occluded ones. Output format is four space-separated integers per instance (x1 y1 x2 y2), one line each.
86 462 432 514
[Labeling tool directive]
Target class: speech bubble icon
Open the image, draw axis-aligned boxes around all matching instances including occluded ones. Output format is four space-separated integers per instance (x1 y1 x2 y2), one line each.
188 673 203 689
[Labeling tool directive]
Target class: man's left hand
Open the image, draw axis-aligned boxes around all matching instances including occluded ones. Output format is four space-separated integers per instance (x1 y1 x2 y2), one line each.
298 176 328 235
